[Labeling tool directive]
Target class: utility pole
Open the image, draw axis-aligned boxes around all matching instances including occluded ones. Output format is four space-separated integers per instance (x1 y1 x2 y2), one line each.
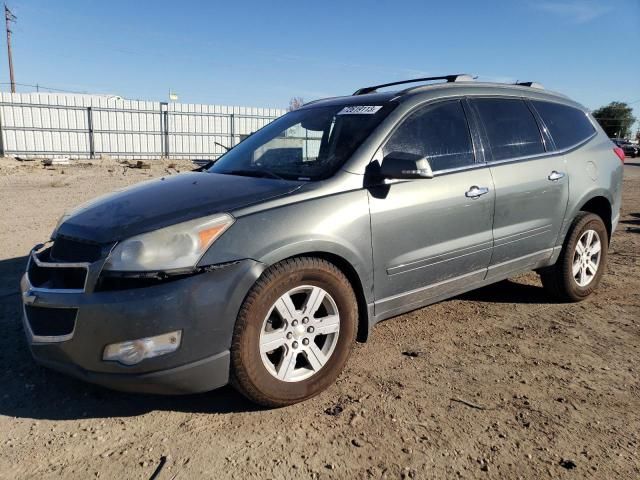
4 4 16 93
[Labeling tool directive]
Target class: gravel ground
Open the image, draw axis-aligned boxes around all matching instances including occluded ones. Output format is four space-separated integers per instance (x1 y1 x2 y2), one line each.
0 157 638 479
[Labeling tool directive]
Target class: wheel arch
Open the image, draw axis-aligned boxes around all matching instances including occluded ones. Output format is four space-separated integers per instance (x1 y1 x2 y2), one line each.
294 251 371 342
562 189 613 246
260 248 373 343
579 195 612 241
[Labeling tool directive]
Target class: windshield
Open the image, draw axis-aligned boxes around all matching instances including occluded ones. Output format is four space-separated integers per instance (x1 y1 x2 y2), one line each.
208 103 396 181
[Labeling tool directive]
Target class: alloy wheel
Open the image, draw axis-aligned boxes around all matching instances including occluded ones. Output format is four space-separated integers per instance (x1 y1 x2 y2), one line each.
259 285 340 382
572 229 601 287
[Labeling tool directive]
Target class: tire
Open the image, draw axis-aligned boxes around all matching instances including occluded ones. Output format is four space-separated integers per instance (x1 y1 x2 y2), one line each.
540 212 608 302
231 257 358 407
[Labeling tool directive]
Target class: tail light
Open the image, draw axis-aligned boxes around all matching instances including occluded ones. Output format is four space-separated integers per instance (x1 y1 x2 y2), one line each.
613 147 625 163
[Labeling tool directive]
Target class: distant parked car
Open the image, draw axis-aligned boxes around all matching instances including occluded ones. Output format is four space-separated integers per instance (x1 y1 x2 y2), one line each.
21 74 624 406
612 139 639 158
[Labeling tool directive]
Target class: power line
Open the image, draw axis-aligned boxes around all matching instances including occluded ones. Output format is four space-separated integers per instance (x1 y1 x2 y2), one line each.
0 82 89 94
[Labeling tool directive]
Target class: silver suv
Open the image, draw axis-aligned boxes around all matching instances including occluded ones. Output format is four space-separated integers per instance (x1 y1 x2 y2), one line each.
21 75 624 406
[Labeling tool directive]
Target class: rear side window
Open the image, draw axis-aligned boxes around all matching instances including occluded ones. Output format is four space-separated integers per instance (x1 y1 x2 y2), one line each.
531 100 595 150
472 98 545 161
383 100 475 172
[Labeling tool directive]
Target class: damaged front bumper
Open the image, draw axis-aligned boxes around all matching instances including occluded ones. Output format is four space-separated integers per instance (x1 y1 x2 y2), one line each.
20 244 265 394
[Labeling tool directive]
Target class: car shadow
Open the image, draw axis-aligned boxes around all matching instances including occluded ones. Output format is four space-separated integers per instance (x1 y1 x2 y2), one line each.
0 255 262 421
457 278 554 304
619 212 640 233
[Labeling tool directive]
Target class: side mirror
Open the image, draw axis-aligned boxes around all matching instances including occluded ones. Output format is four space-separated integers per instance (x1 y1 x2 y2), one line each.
379 152 434 179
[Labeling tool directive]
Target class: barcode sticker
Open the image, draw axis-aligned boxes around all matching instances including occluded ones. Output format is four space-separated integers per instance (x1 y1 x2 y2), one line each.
337 105 383 115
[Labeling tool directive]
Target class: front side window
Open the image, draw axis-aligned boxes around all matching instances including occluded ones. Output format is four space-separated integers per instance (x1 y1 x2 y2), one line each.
209 103 396 181
383 100 475 172
531 100 595 150
472 98 545 161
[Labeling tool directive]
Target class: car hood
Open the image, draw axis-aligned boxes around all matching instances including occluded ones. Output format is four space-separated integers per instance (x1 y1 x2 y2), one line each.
55 172 303 243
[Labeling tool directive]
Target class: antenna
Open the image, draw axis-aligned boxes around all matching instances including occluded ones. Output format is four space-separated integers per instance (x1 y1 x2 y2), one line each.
4 3 16 93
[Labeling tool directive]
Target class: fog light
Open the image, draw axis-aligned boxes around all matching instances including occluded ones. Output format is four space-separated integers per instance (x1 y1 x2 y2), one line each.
103 330 182 366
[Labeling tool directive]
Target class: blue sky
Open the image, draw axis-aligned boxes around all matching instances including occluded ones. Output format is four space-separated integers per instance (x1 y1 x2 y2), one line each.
3 0 639 128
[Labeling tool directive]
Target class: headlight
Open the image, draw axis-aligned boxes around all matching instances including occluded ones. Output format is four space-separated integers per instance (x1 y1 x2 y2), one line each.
104 213 234 271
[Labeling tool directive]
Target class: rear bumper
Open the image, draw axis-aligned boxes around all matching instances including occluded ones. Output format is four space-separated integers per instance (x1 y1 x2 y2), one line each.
20 258 265 394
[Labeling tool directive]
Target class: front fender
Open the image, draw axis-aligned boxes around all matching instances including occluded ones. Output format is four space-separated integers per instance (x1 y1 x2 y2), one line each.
258 236 372 297
198 189 374 304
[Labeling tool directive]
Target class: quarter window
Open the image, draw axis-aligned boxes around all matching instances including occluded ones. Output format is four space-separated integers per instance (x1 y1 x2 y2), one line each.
383 100 475 172
531 100 595 150
472 98 545 161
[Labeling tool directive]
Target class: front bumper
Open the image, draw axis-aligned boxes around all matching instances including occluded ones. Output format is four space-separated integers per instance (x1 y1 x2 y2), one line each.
20 256 265 394
34 351 231 395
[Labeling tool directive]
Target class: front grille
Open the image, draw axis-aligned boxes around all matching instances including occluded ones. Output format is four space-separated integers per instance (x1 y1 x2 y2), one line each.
28 261 87 290
25 305 77 338
51 236 103 263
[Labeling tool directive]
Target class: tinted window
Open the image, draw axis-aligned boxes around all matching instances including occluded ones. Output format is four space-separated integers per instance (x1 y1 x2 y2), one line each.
473 98 545 161
531 101 595 150
383 100 475 171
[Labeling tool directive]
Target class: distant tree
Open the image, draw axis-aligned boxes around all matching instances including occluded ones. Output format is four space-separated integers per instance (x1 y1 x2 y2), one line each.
592 102 636 139
288 97 305 111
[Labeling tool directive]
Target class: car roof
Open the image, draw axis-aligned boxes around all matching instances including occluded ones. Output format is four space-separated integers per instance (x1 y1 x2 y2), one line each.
301 81 586 112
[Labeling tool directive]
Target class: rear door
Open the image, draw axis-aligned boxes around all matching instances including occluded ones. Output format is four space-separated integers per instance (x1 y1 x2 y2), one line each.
469 97 569 280
368 99 495 318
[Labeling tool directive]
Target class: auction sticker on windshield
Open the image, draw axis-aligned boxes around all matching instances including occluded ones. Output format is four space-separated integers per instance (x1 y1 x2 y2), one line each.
337 105 383 115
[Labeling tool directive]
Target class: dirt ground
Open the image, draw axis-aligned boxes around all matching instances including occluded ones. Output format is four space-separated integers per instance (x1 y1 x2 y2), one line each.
0 157 638 480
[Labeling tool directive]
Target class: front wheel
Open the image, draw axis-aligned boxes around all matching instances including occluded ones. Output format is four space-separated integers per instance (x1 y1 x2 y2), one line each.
231 257 357 407
540 212 608 302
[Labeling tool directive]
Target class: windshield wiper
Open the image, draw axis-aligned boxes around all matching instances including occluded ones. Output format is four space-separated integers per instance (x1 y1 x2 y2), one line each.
213 141 230 152
224 169 285 180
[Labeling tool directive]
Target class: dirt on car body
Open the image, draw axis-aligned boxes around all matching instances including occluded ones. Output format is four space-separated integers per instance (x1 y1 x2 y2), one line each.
0 158 638 479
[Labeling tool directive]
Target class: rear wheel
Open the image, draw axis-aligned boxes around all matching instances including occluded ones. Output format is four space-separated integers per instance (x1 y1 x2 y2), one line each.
540 212 608 302
231 257 357 407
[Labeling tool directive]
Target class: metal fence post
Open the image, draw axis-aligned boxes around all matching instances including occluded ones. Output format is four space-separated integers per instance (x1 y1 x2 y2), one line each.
87 107 95 159
0 106 5 157
230 113 235 148
160 102 169 158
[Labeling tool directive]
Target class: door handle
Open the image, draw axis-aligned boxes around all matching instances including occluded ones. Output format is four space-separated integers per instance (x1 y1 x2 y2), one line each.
465 185 490 199
548 170 565 181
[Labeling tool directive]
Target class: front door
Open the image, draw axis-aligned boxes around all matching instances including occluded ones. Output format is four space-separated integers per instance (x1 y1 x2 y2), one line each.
368 99 495 319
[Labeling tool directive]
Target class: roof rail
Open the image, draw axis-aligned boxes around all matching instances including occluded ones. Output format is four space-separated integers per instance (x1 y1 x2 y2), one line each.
515 81 544 89
353 74 474 96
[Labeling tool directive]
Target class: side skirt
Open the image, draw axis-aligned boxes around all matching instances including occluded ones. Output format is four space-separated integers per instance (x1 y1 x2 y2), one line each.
370 247 560 328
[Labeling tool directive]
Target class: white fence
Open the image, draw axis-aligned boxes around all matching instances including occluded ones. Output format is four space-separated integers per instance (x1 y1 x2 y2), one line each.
0 92 285 160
